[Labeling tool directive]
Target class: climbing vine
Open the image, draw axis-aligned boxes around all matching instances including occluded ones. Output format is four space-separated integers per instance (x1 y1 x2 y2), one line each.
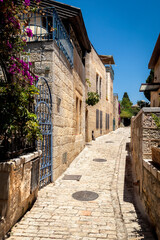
0 0 42 158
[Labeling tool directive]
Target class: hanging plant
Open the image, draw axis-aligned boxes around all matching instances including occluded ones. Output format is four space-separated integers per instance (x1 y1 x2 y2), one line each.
86 92 100 106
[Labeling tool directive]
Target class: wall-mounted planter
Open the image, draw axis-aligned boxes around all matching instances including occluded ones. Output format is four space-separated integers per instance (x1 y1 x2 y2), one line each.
152 147 160 166
0 151 41 238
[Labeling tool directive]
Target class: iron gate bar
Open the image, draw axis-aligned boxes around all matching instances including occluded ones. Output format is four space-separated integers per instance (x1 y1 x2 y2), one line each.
35 77 53 188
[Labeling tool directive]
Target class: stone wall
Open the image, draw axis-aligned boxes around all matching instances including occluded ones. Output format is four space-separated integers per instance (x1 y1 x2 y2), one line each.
0 151 41 238
131 107 160 238
27 41 85 181
85 47 113 142
142 159 160 238
113 94 119 130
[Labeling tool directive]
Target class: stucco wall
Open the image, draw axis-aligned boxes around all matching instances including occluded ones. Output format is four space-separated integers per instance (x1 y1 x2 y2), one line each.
0 151 41 238
27 41 85 181
85 47 113 142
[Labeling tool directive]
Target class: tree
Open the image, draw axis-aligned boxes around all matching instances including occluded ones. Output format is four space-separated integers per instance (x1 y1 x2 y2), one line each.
120 92 132 110
120 92 134 119
137 100 150 108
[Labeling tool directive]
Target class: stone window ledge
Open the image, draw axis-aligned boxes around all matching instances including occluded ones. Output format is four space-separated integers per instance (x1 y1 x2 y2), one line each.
143 159 160 181
0 150 42 172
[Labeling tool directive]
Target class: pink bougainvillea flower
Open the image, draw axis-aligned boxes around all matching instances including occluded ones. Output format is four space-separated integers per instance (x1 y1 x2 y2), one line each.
0 0 3 2
35 75 39 81
7 40 12 49
23 0 30 6
26 28 33 37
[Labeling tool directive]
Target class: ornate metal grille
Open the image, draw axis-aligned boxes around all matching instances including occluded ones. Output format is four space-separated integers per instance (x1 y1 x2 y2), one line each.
35 77 52 188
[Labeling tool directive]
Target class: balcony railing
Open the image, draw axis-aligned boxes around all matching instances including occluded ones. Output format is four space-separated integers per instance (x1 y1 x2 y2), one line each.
23 7 73 67
105 66 114 80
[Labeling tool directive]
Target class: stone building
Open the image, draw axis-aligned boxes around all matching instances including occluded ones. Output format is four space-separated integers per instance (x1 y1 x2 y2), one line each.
26 0 91 183
140 34 160 106
25 0 116 183
85 49 115 142
113 93 119 130
148 34 160 107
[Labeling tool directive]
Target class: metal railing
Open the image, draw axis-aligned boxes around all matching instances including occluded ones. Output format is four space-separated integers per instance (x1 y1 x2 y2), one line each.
23 7 73 67
105 66 114 80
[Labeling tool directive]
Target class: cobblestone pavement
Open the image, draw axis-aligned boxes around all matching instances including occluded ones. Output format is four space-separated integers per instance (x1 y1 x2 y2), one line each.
7 128 156 240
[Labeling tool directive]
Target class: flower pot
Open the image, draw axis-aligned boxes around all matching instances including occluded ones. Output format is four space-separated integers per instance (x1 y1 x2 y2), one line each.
152 147 160 166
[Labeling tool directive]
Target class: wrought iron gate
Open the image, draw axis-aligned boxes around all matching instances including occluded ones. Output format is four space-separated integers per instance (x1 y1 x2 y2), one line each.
35 77 52 188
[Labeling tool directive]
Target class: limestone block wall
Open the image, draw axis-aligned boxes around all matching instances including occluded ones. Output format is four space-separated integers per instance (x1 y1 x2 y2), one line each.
0 151 41 238
113 94 119 130
131 108 160 190
27 41 85 181
131 107 160 238
142 159 160 239
85 47 112 142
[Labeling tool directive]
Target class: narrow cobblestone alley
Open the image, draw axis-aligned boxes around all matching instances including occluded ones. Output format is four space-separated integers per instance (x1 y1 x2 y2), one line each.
7 128 156 240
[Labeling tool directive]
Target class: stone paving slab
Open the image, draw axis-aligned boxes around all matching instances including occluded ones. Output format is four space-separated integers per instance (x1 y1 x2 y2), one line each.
6 128 156 240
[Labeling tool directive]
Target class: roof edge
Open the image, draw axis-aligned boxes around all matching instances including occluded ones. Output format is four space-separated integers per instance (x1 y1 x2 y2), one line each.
148 34 160 69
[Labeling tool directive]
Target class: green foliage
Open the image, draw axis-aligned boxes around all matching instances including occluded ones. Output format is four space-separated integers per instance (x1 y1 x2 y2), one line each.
152 113 160 129
137 100 150 108
0 83 42 145
144 69 154 101
0 0 42 158
132 106 140 116
120 92 132 109
86 78 91 88
86 92 100 106
120 109 134 119
120 92 137 119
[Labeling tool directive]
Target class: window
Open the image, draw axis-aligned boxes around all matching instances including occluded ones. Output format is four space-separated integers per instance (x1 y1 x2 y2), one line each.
100 111 102 129
76 97 79 134
108 114 110 129
96 74 102 98
96 74 99 94
106 113 108 130
106 77 108 100
106 113 110 130
96 109 99 129
76 96 82 135
79 100 82 134
99 78 102 99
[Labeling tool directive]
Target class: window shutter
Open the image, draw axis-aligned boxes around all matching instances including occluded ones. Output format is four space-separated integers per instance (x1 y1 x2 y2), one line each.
100 111 102 129
106 113 108 130
108 114 110 129
96 109 99 129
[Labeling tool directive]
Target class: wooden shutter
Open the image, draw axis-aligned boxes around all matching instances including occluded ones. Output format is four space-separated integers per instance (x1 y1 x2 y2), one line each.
100 111 102 129
96 109 99 129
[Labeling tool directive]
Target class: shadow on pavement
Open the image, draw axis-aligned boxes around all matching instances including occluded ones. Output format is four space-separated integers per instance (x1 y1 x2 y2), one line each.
123 142 158 240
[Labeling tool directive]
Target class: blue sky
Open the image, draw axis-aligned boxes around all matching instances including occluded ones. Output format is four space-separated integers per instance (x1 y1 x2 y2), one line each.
57 0 160 104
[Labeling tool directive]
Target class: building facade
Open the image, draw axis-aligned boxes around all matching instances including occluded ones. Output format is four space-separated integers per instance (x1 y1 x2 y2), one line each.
148 34 160 107
26 1 91 182
25 0 116 182
113 93 119 130
85 48 115 142
140 34 160 106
